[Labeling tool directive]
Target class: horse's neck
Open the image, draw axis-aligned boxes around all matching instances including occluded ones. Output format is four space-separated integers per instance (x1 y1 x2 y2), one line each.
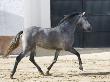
59 21 76 34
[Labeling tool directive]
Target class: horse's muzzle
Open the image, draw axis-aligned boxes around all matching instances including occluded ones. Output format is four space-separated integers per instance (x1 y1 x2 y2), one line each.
87 26 92 32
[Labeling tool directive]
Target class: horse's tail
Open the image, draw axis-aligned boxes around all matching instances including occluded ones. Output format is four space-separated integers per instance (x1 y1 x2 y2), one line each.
3 31 23 57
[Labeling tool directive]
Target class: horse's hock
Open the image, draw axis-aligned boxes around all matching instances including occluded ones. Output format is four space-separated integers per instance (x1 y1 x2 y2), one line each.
0 36 22 55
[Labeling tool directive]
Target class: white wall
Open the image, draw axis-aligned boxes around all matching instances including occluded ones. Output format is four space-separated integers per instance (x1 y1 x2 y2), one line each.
0 0 51 35
24 0 51 28
0 0 24 35
40 0 51 28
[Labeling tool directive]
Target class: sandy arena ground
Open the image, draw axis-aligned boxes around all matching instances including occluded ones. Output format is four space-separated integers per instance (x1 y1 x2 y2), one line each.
0 48 110 82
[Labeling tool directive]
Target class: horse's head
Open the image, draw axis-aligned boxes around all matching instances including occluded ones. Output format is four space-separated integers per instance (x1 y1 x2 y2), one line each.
60 12 92 32
76 12 92 32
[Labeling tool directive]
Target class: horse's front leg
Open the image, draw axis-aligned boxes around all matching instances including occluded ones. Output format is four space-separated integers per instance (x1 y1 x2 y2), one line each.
46 50 60 75
67 48 83 71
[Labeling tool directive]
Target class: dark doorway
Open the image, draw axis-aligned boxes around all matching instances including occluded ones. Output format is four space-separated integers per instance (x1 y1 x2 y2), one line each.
51 0 110 47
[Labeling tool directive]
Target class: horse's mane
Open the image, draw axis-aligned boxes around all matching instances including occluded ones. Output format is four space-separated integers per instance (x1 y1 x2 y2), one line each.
58 12 80 25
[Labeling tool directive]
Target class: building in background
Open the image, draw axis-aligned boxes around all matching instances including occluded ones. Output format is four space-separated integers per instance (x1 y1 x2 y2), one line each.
0 0 51 54
0 0 51 35
0 0 110 55
24 0 50 28
0 0 24 35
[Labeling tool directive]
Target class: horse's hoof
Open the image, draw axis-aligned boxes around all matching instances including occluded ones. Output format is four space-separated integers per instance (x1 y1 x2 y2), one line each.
79 66 83 71
39 72 45 76
10 75 13 79
45 71 52 76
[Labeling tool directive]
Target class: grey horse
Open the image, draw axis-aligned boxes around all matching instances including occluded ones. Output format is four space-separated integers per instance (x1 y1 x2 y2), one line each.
5 12 92 79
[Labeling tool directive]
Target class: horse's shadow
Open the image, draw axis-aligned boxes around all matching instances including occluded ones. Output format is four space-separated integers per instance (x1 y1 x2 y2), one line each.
53 71 110 77
80 71 110 76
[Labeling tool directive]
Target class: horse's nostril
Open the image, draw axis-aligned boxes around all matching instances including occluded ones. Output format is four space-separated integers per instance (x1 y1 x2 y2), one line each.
88 27 92 31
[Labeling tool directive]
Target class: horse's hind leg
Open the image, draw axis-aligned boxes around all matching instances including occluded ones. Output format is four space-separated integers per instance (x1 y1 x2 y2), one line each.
46 50 60 75
67 48 83 71
10 52 25 79
29 49 44 75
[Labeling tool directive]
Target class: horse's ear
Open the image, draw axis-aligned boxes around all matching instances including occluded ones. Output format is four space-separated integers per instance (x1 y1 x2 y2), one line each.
80 12 85 16
64 15 69 17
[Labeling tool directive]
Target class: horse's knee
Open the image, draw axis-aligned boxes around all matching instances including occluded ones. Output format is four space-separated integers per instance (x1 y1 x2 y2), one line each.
16 56 21 62
53 59 57 63
74 52 80 56
70 49 80 56
29 58 32 61
29 57 34 62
